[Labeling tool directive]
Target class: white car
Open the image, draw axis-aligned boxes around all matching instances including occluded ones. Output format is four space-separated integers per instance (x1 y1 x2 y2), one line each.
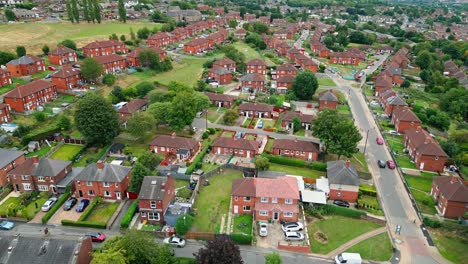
41 197 58 212
387 130 401 136
163 236 186 248
258 222 268 237
281 222 304 232
284 231 305 241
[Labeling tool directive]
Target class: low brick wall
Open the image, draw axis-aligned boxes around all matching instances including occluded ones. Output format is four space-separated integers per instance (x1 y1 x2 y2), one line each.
360 215 387 225
277 242 310 253
185 231 215 240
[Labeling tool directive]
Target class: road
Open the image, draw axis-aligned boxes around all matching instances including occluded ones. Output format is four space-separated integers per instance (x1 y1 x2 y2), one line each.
294 29 309 50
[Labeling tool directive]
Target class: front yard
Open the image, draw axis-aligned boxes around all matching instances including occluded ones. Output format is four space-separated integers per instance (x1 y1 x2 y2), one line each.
268 163 324 179
317 78 337 87
50 144 84 161
0 192 48 220
404 173 438 215
83 201 119 224
347 232 393 261
233 214 253 235
384 135 416 169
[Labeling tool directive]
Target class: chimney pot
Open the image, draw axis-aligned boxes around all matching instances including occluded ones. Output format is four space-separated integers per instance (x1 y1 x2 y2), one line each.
32 155 39 164
171 132 176 139
97 160 103 169
345 160 350 167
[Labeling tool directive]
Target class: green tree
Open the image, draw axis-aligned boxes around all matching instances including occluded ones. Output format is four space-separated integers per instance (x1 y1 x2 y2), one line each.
57 115 72 131
318 64 326 73
130 27 136 40
135 81 154 98
138 151 162 171
129 162 150 193
42 45 50 55
81 57 104 82
265 252 282 264
195 236 243 264
137 49 161 69
66 0 74 23
168 92 198 130
415 50 434 70
148 102 172 126
111 86 126 104
251 22 269 34
0 51 17 65
137 27 151 39
74 93 119 146
147 90 170 104
401 80 411 88
83 0 90 22
33 111 46 122
16 46 26 57
175 214 193 236
88 0 95 22
93 0 101 23
440 88 468 119
71 0 79 23
223 109 239 125
118 0 126 23
60 39 77 50
126 112 155 139
291 70 318 100
228 19 238 28
255 157 270 171
337 31 349 47
120 35 126 42
292 117 301 133
5 9 16 21
102 74 116 86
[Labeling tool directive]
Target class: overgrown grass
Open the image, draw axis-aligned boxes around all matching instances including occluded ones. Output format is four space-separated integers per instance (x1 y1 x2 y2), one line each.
430 228 468 264
268 163 324 178
317 78 336 87
385 135 416 169
26 145 53 158
347 232 393 261
50 144 84 161
74 145 109 166
264 138 275 153
233 214 253 235
84 201 119 224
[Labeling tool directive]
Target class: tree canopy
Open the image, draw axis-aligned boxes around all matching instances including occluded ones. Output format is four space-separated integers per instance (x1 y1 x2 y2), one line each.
194 236 243 264
81 58 104 82
291 70 318 100
59 39 77 50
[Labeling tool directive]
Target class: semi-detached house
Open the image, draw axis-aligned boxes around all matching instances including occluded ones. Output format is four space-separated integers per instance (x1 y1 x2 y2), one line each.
138 176 175 224
3 80 57 113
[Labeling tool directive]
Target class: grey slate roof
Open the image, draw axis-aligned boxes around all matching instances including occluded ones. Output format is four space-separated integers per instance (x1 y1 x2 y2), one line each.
319 90 338 101
74 162 131 183
0 148 23 169
387 95 408 106
6 55 35 65
139 176 168 200
327 160 360 186
8 158 71 177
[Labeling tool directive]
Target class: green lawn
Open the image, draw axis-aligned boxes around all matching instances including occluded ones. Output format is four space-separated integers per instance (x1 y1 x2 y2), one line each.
26 145 53 158
410 189 437 215
317 78 337 87
70 130 83 138
358 195 384 216
0 192 48 219
244 134 256 140
430 229 468 264
74 145 109 166
84 201 119 224
0 197 20 215
294 130 306 137
243 118 252 127
141 223 161 231
268 163 324 179
261 119 276 129
232 42 276 66
207 110 221 123
347 232 393 261
50 144 84 161
233 214 253 235
201 162 219 173
222 131 236 137
352 152 369 173
191 169 243 232
337 105 351 116
404 174 436 193
25 192 49 218
265 138 275 153
385 135 417 169
308 216 381 254
152 57 211 87
175 179 190 189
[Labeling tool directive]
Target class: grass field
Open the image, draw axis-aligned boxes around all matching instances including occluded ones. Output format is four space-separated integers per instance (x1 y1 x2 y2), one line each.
404 172 438 215
232 42 276 66
50 144 84 161
85 201 119 224
430 229 468 264
233 214 253 235
264 138 275 152
0 22 161 53
268 163 324 179
385 135 416 169
347 232 393 261
191 169 242 233
308 216 381 254
317 78 336 87
0 197 20 215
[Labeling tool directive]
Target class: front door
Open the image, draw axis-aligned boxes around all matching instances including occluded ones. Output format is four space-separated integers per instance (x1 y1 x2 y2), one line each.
234 205 238 214
273 212 279 221
247 151 250 158
308 152 312 161
15 184 19 192
116 192 121 200
419 162 425 170
78 190 83 198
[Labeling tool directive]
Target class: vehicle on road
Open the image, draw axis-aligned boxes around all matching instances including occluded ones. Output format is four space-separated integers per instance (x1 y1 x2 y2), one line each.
85 232 106 242
333 200 350 208
163 235 186 248
0 220 14 230
284 231 304 241
41 197 58 212
387 160 396 169
258 222 268 237
377 160 386 168
76 199 90 212
281 222 303 232
376 137 384 145
63 197 77 211
335 252 362 264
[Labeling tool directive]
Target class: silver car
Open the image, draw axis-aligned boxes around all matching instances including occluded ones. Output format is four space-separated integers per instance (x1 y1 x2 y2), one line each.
284 231 304 241
258 222 268 237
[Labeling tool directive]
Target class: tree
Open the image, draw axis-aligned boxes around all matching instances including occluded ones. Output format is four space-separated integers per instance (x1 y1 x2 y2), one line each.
102 74 116 86
93 0 101 23
440 88 468 119
318 64 326 73
336 31 349 47
74 92 119 146
175 214 193 236
415 50 434 70
255 156 270 170
440 139 459 158
312 109 362 159
57 115 72 131
291 70 318 100
194 236 243 264
42 45 49 55
401 80 411 88
83 0 90 22
130 27 136 40
292 117 301 133
16 46 26 57
66 0 74 23
60 39 77 50
109 33 118 40
129 162 150 193
81 58 104 82
228 19 238 28
126 112 155 139
147 90 170 104
0 51 17 65
168 92 198 130
135 81 154 98
137 49 160 69
138 151 162 171
148 102 172 126
71 0 79 23
118 0 126 23
5 9 16 21
120 35 126 42
111 86 126 104
265 252 282 264
223 109 238 125
251 22 269 34
137 27 151 39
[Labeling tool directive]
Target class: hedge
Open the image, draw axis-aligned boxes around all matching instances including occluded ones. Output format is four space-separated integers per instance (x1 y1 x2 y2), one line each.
120 200 138 229
423 217 441 228
326 205 366 219
308 162 327 171
186 143 211 175
261 153 306 167
21 125 60 145
359 187 377 197
78 196 102 222
42 190 70 224
61 219 106 229
230 233 252 245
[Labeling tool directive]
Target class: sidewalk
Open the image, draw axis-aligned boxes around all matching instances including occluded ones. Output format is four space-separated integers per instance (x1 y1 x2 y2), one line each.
326 227 387 258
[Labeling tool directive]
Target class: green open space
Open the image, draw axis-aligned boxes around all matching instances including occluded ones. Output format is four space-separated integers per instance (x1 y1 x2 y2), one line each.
430 229 468 264
317 78 337 87
231 42 276 66
207 110 221 123
25 192 49 218
268 163 324 179
50 144 84 161
409 188 437 215
191 169 243 233
242 118 252 127
347 232 393 261
84 201 119 224
74 145 109 167
233 214 253 235
308 216 381 254
404 173 437 193
0 78 28 95
0 192 48 219
337 105 352 116
0 197 20 216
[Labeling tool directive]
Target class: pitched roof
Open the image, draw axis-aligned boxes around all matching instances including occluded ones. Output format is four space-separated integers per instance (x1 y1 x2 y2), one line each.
149 135 198 150
326 160 360 186
147 32 170 40
49 46 75 55
94 54 125 64
117 98 148 114
139 176 170 200
0 148 23 169
277 63 297 72
387 95 408 106
74 162 131 183
185 38 209 46
51 67 81 79
277 75 295 83
231 178 256 197
127 47 165 58
255 202 299 213
4 80 55 99
375 74 392 87
319 90 338 101
433 176 468 203
210 67 231 75
273 139 319 152
213 57 236 66
405 128 447 157
83 40 124 49
255 176 299 199
212 137 257 151
6 55 42 65
0 68 10 75
393 108 420 123
238 102 273 112
8 157 71 177
282 111 314 123
240 73 265 82
247 58 266 66
205 92 235 102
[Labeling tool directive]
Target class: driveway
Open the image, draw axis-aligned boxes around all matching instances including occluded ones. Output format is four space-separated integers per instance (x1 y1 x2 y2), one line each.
47 199 85 225
256 220 306 250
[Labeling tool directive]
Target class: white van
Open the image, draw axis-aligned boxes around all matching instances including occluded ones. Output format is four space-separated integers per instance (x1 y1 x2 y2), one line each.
335 253 362 264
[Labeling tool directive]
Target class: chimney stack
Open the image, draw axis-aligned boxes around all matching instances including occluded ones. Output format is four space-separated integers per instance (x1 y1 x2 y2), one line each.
171 132 176 139
424 137 432 144
32 155 39 164
450 176 460 184
97 160 103 169
345 160 350 167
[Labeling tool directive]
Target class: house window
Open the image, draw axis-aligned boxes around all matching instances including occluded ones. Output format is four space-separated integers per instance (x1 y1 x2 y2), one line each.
272 197 278 203
148 212 160 221
337 192 342 198
285 198 293 204
244 197 250 202
141 212 146 217
88 190 95 196
86 181 92 186
38 176 45 182
161 147 165 151
77 181 81 186
104 191 111 197
296 151 299 155
243 205 251 211
150 201 157 208
284 212 293 217
115 183 119 187
38 185 48 191
234 196 238 201
23 183 31 190
435 156 439 160
22 175 28 180
285 150 289 154
261 197 268 203
103 182 110 187
259 210 268 216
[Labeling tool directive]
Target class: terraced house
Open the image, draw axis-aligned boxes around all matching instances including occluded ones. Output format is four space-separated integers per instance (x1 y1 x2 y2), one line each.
6 55 45 77
0 68 12 87
0 148 25 187
272 139 319 161
211 137 258 158
48 46 77 65
246 59 267 75
149 134 200 161
95 54 126 74
0 103 12 124
404 128 448 172
138 176 175 224
3 80 57 112
82 40 127 57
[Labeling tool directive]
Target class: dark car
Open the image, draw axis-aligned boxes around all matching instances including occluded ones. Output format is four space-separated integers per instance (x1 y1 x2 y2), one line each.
76 199 90 212
333 200 350 208
63 197 78 211
377 160 386 168
85 232 106 242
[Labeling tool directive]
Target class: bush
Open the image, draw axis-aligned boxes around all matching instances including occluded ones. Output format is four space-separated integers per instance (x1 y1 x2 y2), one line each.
328 205 366 219
177 188 192 199
202 132 209 139
359 187 377 197
261 153 305 167
124 40 134 46
186 144 210 175
42 191 70 224
175 214 193 235
423 217 441 228
102 74 116 86
208 128 216 135
309 162 327 171
120 200 138 229
61 219 107 229
33 111 46 122
230 233 252 245
78 196 101 222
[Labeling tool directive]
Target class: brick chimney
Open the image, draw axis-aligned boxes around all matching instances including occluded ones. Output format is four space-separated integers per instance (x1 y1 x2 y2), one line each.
424 137 432 144
345 160 350 167
32 155 39 164
450 176 460 184
97 160 103 169
171 132 176 139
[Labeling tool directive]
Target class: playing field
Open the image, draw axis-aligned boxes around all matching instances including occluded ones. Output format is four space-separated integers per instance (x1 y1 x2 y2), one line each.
0 22 160 53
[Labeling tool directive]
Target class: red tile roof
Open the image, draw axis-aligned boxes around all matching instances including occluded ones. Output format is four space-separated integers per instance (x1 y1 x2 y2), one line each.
433 176 468 203
255 176 299 199
205 92 235 102
117 99 148 114
277 63 297 72
238 102 273 112
127 47 166 58
282 111 314 123
231 178 256 197
4 80 55 99
393 108 420 123
49 46 75 55
83 40 125 49
247 58 266 67
212 137 257 151
213 57 236 66
51 67 81 78
405 128 447 157
277 75 295 83
149 135 198 150
273 139 319 153
94 54 125 64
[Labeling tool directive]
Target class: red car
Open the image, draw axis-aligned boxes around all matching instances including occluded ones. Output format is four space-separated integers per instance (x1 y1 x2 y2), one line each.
376 137 384 145
387 160 396 169
85 232 106 242
48 66 56 71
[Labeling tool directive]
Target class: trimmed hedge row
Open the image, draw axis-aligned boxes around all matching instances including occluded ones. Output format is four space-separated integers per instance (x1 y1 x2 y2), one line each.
186 143 211 175
308 162 327 171
359 187 377 197
230 233 252 245
61 219 106 229
78 197 102 222
261 153 327 171
120 200 139 229
327 205 366 219
42 190 70 224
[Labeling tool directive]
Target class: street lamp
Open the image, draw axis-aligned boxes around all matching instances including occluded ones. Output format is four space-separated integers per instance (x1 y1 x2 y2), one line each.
363 129 370 155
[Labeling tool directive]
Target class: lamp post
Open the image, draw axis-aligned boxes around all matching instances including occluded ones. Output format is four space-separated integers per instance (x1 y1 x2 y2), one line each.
363 129 370 155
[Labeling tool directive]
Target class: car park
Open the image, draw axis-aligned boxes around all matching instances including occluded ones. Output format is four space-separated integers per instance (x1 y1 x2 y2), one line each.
376 137 384 145
63 197 78 211
387 160 396 169
258 222 268 237
284 231 304 241
0 220 14 230
163 235 186 248
85 232 106 242
281 222 303 232
333 200 350 208
41 197 58 212
377 160 386 168
76 199 90 212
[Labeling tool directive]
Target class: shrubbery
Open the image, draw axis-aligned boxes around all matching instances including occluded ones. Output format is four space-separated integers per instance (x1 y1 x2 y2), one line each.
186 143 211 175
305 204 365 219
230 233 252 245
61 220 106 229
261 153 305 167
423 217 442 228
120 200 138 229
308 162 327 171
359 187 377 197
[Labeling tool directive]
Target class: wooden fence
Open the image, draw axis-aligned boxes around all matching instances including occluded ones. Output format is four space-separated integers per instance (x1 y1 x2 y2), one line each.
64 138 86 145
184 232 216 240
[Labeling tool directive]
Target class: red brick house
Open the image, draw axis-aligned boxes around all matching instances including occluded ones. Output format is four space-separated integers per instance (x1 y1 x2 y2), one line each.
374 74 392 96
0 104 12 124
377 90 396 107
0 148 25 187
95 54 126 74
184 38 210 54
4 80 57 113
117 98 148 126
300 58 318 72
244 13 256 21
149 134 200 161
430 176 468 219
51 67 83 92
8 156 72 193
172 27 189 41
238 102 273 118
6 55 45 77
272 139 319 161
73 160 132 200
213 57 236 72
276 63 297 78
138 176 175 224
391 108 421 133
246 59 267 75
329 48 366 65
318 90 338 111
383 95 408 116
205 92 235 108
147 32 172 48
286 48 301 62
231 176 300 222
48 46 77 65
404 128 448 172
0 69 12 87
281 111 314 130
240 73 265 91
273 29 289 40
226 11 241 21
315 44 331 58
82 40 127 57
276 75 295 91
126 47 166 67
276 42 291 56
212 137 258 158
234 28 247 39
327 160 360 202
259 16 270 24
208 68 232 85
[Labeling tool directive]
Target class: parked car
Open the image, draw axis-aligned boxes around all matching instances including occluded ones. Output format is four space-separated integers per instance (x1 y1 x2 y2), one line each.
41 197 58 212
284 231 304 241
376 137 384 145
72 64 81 68
333 200 350 208
44 74 52 79
258 222 268 237
377 160 386 168
335 252 362 264
63 197 78 211
387 160 396 169
76 199 90 212
48 66 56 71
281 222 303 232
257 121 263 128
163 235 186 248
387 130 401 136
0 220 14 230
85 232 106 242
